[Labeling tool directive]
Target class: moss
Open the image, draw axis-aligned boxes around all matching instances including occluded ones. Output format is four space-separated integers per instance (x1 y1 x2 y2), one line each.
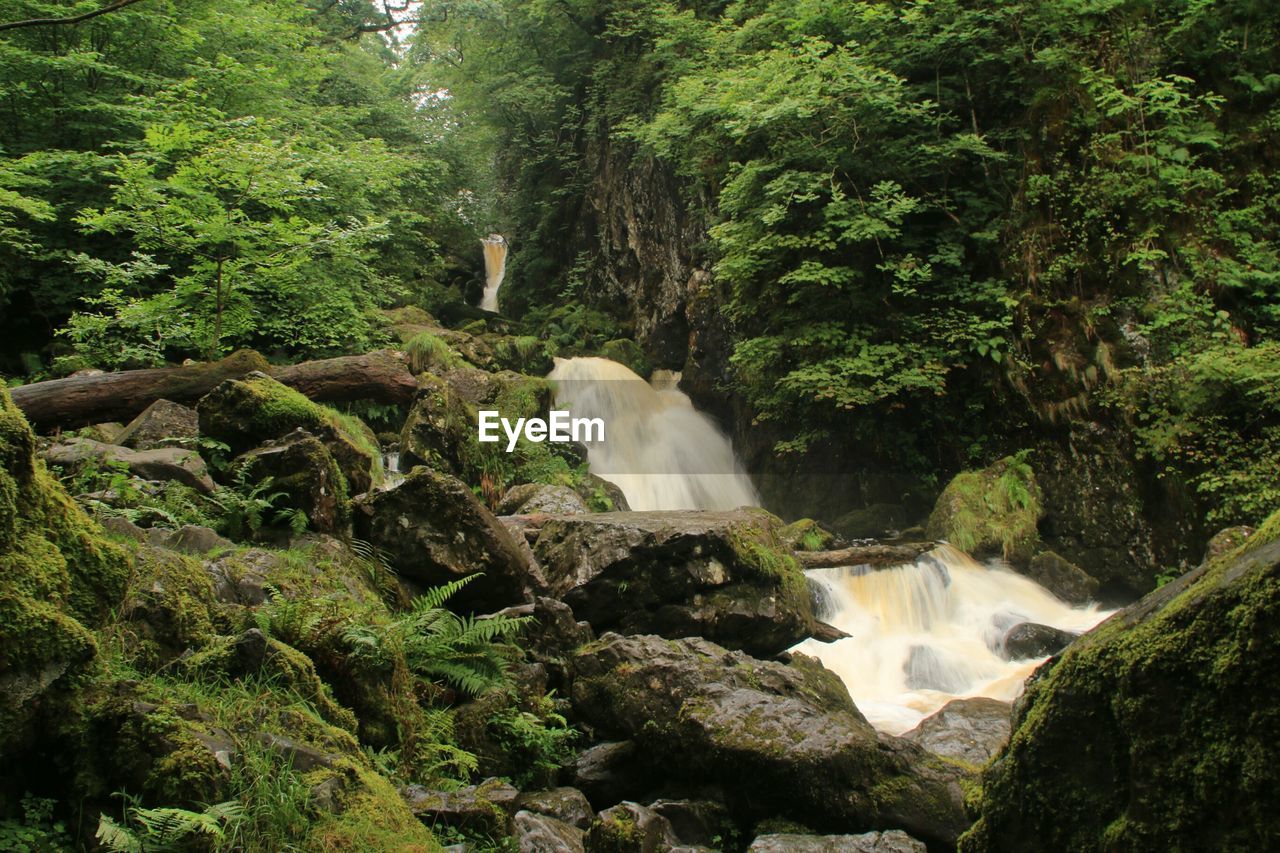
197 372 377 493
780 518 835 552
599 338 651 377
926 453 1042 563
962 508 1280 852
118 545 220 668
0 388 129 751
405 330 462 374
305 766 440 851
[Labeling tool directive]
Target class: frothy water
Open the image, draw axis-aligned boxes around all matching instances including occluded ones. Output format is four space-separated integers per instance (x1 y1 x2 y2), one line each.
796 544 1113 734
547 356 758 511
480 235 507 312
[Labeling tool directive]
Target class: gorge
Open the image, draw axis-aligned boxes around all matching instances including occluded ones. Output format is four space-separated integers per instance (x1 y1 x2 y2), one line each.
1 0 1278 851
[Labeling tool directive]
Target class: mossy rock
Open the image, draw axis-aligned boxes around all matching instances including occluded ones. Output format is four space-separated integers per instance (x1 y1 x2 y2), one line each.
230 430 351 534
780 518 837 551
0 387 130 754
926 455 1042 564
119 544 222 668
961 516 1280 851
599 339 651 378
197 372 379 494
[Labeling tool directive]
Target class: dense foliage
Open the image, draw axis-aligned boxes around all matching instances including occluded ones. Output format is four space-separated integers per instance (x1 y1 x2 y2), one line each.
424 0 1280 527
0 0 490 372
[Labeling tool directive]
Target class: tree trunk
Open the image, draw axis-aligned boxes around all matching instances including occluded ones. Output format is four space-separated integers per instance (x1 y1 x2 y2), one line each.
10 348 417 431
795 542 936 569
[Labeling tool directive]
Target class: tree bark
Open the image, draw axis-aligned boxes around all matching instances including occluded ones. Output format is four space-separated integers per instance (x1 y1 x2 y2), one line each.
795 542 936 569
10 349 416 431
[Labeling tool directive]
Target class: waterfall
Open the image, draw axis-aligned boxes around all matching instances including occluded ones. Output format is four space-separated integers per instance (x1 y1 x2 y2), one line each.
480 235 507 312
547 356 758 511
795 544 1113 734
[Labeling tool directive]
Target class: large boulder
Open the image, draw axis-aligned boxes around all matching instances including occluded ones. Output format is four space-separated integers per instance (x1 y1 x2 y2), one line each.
513 810 585 853
902 697 1011 767
961 510 1280 852
1024 551 1098 604
926 455 1042 565
570 634 971 845
42 437 215 494
197 372 377 494
584 802 680 852
230 430 349 534
499 483 590 515
533 509 815 657
352 467 542 611
115 399 199 450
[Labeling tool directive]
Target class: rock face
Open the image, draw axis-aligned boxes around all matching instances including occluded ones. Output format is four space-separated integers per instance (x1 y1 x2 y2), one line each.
961 510 1280 852
197 372 376 494
352 467 542 610
231 430 348 533
748 831 926 853
42 437 215 493
1000 622 1079 660
115 398 199 450
570 634 971 845
532 509 814 657
903 698 1011 766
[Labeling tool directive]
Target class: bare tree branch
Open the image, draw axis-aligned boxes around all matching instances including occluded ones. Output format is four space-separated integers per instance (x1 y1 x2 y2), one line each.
0 0 147 32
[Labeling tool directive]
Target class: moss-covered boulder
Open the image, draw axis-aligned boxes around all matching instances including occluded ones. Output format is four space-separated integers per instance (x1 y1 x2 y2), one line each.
230 430 350 534
118 544 221 668
0 387 130 755
960 515 1280 851
197 372 378 494
926 455 1042 565
531 509 814 657
352 467 542 611
116 398 199 450
571 634 971 846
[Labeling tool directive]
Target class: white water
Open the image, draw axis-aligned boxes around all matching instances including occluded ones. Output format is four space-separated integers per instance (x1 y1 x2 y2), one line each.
547 356 758 511
796 544 1113 734
480 235 507 312
549 354 1111 732
381 451 406 490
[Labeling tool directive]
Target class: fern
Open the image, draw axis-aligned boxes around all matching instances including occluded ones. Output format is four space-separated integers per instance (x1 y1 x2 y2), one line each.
96 801 243 852
342 574 531 697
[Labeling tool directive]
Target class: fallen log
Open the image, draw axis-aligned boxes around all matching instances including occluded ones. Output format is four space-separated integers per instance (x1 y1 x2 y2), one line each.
796 541 936 569
10 349 416 431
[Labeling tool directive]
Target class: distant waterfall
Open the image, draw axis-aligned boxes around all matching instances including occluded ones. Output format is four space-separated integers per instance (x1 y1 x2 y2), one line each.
547 356 758 511
480 235 507 312
795 544 1112 733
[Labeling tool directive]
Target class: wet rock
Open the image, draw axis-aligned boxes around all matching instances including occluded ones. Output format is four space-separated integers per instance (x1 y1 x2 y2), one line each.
1025 551 1099 604
513 810 585 853
1203 526 1254 563
43 437 215 493
197 372 376 494
903 697 1011 766
571 634 970 845
401 778 520 835
648 799 732 847
779 518 836 552
1001 622 1079 659
962 512 1280 851
748 831 926 852
231 430 348 533
577 473 630 512
353 467 543 611
500 483 590 515
516 787 594 830
532 509 813 657
585 802 679 852
116 399 199 450
570 741 655 809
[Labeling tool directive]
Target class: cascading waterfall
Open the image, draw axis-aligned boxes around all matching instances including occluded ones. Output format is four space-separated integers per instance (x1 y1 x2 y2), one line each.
547 356 758 511
550 354 1111 733
795 544 1113 734
480 234 507 312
